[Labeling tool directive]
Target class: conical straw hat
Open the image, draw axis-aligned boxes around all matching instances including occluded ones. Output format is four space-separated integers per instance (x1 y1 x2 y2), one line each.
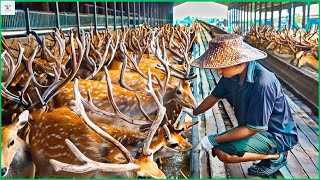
191 34 267 69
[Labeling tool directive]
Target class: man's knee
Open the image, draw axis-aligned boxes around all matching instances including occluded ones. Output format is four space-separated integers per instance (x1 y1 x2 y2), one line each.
214 148 235 163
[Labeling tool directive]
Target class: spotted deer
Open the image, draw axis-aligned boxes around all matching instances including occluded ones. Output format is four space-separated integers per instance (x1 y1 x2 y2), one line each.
2 31 163 178
1 111 35 178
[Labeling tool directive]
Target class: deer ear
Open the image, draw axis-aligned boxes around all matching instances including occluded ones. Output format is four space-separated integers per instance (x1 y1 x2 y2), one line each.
183 121 199 131
15 110 29 131
11 113 17 123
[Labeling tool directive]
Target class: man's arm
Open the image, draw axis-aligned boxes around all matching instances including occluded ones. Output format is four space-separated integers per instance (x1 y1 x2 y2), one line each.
214 126 260 144
193 95 220 115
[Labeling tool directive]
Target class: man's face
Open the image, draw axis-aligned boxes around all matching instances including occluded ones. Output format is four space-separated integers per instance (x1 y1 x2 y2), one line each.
216 64 245 78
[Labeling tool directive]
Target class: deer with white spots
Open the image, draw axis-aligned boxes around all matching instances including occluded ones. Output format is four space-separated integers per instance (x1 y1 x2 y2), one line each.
2 31 193 177
1 111 35 178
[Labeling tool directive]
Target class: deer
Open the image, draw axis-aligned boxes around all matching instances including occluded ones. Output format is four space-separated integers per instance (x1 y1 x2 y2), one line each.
1 30 168 178
1 111 35 178
2 56 190 178
56 32 196 126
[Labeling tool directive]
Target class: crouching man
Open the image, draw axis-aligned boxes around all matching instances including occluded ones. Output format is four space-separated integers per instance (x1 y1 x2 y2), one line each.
184 34 298 176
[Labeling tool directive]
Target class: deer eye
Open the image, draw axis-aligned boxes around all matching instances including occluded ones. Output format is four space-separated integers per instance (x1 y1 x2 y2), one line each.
176 89 182 95
8 140 14 148
170 143 179 148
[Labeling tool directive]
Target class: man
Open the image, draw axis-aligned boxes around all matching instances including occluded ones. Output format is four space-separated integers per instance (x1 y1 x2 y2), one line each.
184 34 298 176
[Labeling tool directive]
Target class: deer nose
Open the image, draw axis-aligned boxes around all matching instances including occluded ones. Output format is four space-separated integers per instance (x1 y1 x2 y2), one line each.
2 167 8 176
137 175 147 179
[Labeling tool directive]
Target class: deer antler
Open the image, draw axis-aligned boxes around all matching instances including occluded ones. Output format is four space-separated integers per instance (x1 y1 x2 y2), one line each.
49 139 139 173
49 78 140 173
142 69 166 155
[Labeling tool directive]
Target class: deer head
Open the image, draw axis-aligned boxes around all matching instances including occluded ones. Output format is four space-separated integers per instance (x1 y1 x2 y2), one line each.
1 111 29 177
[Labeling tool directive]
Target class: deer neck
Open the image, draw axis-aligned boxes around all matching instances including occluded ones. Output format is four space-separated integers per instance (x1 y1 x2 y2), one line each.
163 87 175 105
300 56 319 71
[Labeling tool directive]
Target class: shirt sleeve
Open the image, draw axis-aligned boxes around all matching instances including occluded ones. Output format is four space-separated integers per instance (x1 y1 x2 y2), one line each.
210 77 228 98
246 82 276 131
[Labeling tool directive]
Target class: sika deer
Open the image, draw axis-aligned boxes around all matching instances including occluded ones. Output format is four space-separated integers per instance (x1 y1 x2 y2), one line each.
1 31 167 178
1 111 35 178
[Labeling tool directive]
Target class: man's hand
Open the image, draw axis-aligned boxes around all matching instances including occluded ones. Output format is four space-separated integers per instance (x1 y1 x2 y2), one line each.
182 107 198 118
193 134 217 153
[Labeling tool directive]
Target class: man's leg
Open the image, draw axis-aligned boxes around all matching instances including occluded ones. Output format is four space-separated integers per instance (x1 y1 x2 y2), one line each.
213 148 280 163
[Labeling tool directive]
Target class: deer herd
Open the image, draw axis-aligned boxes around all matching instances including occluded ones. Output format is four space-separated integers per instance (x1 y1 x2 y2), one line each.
245 24 319 71
1 23 201 178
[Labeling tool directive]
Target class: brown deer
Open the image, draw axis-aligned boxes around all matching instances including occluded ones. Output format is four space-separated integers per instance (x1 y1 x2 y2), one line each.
1 31 166 178
1 111 35 178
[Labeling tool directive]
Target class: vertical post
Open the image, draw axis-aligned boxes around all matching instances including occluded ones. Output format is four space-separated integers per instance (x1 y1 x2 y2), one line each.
278 2 282 28
231 6 233 27
76 2 81 38
133 2 136 28
264 2 267 25
259 2 262 25
143 2 146 24
302 2 306 28
292 3 296 28
288 3 292 27
105 2 108 29
151 2 153 26
55 2 60 30
247 3 249 31
239 3 242 29
121 2 124 30
93 2 97 32
243 3 245 31
254 2 257 25
138 2 140 26
113 2 116 30
25 8 31 34
271 2 274 27
250 3 253 27
147 3 150 25
306 1 311 29
127 2 130 28
235 5 237 27
238 4 240 26
159 3 162 26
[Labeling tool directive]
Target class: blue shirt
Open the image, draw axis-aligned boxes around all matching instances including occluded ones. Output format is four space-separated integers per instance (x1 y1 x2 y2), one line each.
211 61 298 153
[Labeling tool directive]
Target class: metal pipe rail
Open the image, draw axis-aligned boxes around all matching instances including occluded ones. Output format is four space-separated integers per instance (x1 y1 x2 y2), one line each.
2 2 173 38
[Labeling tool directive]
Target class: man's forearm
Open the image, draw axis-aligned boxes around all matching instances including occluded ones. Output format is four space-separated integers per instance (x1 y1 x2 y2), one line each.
214 126 258 144
193 95 219 115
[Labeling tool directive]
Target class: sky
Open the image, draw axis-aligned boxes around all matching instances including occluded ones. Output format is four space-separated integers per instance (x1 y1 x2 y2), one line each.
173 2 228 20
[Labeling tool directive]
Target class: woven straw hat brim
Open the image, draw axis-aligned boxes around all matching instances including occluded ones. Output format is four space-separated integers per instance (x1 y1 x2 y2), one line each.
191 42 267 69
